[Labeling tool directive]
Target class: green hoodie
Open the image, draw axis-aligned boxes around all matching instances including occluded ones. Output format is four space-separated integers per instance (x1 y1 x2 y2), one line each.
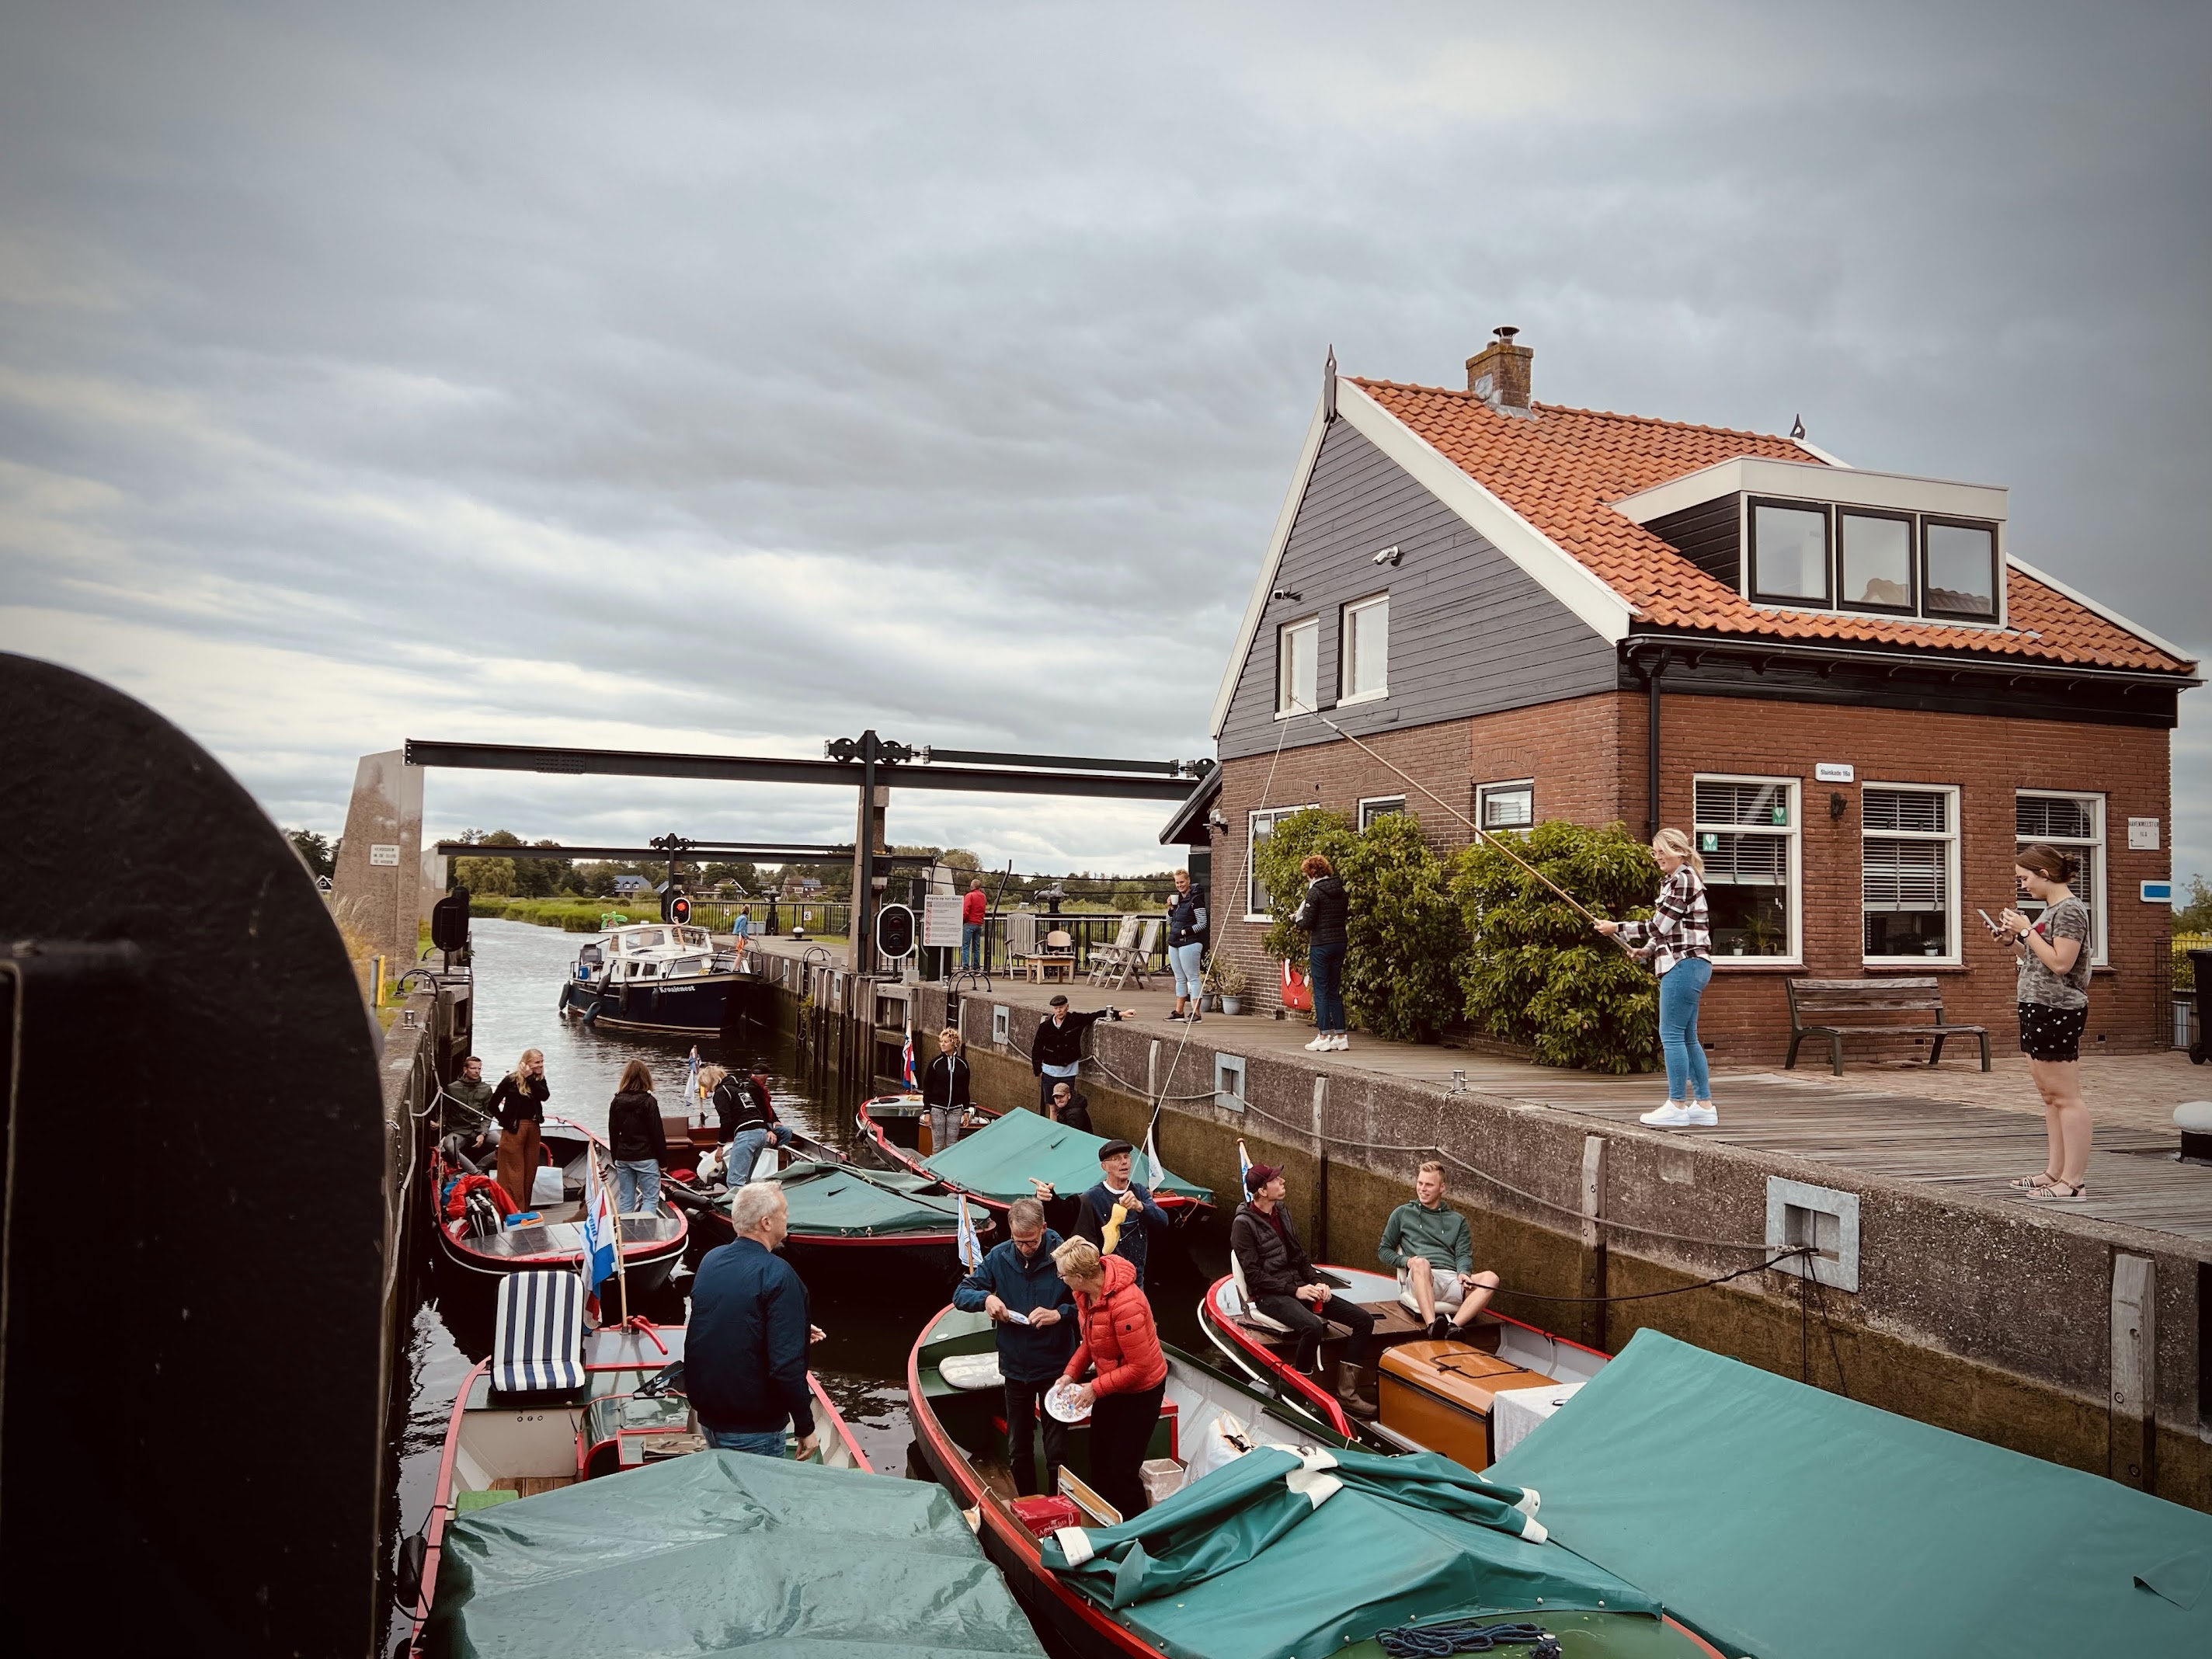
1378 1199 1473 1276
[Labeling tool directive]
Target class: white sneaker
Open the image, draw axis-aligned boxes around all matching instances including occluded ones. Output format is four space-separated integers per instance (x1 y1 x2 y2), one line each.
1305 1035 1331 1051
1639 1101 1692 1128
1683 1102 1717 1125
1329 1035 1350 1051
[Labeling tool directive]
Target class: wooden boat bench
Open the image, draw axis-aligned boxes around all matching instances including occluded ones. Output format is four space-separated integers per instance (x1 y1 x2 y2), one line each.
1784 976 1990 1076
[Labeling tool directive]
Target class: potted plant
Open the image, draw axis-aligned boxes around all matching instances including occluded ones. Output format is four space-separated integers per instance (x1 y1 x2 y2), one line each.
1205 955 1249 1015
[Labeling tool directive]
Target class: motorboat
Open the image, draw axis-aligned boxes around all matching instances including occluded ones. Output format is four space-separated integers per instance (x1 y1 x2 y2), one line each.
1200 1262 1606 1458
557 921 743 1035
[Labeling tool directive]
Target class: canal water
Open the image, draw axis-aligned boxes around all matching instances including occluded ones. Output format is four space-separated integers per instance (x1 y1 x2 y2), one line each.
386 917 1219 1650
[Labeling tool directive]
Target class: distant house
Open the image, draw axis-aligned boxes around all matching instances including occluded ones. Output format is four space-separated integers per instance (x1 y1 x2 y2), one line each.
781 875 825 898
1169 331 2196 1060
610 875 652 896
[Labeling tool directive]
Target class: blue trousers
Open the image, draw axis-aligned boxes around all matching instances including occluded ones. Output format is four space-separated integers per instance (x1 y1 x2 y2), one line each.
961 923 984 968
704 1424 789 1459
1309 941 1347 1034
1658 957 1713 1101
1168 941 1205 1000
613 1157 661 1216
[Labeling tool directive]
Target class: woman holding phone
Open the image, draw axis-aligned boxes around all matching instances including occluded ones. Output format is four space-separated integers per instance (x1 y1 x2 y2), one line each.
1997 843 2095 1201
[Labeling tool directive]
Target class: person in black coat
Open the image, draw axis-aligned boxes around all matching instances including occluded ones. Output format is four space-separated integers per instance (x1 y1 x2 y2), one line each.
1029 994 1132 1111
607 1057 667 1217
709 1066 791 1186
1293 855 1351 1052
1046 1080 1092 1135
922 1027 976 1152
1230 1162 1375 1417
490 1048 551 1208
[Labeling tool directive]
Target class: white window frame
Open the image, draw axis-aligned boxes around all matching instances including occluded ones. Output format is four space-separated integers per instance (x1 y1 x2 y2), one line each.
1860 782 1960 966
1358 795 1407 830
1692 773 1803 967
2015 790 2108 966
1477 779 1536 832
1276 617 1319 718
1339 593 1389 705
1247 808 1295 920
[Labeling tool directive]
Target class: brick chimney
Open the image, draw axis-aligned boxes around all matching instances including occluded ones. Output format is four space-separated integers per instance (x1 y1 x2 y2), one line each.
1465 325 1532 414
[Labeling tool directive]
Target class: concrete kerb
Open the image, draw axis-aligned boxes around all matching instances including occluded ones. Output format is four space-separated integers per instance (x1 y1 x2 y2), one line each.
948 984 2207 1506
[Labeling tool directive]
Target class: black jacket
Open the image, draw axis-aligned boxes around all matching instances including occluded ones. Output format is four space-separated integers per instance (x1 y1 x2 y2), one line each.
1293 876 1348 950
687 1237 813 1436
1231 1199 1320 1300
922 1052 973 1113
1030 1007 1118 1074
607 1090 667 1163
713 1075 775 1143
1073 1180 1169 1287
1166 884 1209 948
1049 1089 1093 1135
489 1073 550 1134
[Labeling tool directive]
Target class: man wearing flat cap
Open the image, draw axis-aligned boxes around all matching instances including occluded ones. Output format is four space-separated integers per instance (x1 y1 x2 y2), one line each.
1065 1138 1169 1289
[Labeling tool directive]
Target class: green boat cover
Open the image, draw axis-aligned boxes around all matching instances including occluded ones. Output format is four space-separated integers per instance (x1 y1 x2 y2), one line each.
1490 1330 2212 1659
761 1159 964 1238
422 1449 1047 1659
1037 1442 1660 1659
922 1106 1211 1207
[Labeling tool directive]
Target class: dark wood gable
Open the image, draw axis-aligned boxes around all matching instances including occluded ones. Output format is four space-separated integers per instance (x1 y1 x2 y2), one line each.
1218 422 1616 761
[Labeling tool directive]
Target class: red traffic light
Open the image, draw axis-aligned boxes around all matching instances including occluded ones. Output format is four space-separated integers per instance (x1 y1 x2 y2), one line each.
663 890 692 924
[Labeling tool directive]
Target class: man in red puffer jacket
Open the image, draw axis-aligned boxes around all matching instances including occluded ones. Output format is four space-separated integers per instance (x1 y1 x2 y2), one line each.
1054 1239 1167 1519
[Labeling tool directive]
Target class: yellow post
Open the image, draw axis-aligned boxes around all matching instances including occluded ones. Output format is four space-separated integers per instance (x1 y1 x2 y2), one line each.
371 955 384 1004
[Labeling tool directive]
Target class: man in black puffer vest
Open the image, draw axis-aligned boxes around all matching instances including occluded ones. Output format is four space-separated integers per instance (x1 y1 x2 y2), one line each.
1230 1162 1375 1418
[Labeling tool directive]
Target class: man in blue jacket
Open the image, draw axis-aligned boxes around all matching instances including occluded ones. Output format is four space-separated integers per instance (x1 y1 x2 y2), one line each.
952 1196 1076 1497
687 1184 823 1458
1070 1139 1170 1289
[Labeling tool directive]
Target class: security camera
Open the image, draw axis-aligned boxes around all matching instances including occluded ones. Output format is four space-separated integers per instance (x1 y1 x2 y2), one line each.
1207 810 1229 832
1271 586 1302 602
1372 545 1402 566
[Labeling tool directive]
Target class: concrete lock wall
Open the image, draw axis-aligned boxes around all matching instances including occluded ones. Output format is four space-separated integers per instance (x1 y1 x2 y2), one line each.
922 983 2209 1512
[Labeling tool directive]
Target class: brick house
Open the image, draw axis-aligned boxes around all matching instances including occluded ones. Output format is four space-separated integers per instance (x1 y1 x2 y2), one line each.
1162 332 2198 1063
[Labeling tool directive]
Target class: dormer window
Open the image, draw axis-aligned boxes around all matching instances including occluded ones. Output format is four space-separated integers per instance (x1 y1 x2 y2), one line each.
1922 519 1998 620
1749 501 1831 607
1838 510 1915 614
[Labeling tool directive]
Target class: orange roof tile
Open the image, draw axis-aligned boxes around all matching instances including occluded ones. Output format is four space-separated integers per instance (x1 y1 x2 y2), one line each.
1351 377 2194 675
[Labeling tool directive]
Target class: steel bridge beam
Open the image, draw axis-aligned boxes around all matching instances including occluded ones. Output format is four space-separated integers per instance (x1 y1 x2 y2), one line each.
430 841 935 864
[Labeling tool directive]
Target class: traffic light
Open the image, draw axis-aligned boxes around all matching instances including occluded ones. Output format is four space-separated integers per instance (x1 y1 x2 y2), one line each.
662 889 692 924
875 903 916 958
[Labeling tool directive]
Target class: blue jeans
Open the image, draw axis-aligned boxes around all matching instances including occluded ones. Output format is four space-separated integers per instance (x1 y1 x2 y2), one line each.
1169 941 1205 1000
613 1157 661 1216
704 1424 788 1459
961 922 984 968
1658 957 1713 1101
724 1125 791 1186
1309 941 1347 1034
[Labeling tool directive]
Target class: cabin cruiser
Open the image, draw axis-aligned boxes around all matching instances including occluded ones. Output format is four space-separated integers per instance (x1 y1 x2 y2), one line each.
557 921 743 1035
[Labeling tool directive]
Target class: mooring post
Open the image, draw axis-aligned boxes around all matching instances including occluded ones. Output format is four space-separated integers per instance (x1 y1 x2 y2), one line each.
2109 1251 2156 1490
1312 1075 1330 1264
1580 1135 1609 1353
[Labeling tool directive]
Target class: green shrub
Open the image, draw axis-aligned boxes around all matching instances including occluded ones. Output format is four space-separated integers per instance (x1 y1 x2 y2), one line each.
1451 820 1661 1073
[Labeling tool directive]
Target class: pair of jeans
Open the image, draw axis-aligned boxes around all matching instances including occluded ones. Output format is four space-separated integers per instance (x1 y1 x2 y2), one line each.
1002 1376 1070 1498
1254 1292 1374 1375
1086 1381 1166 1520
613 1157 661 1216
961 922 985 968
704 1424 788 1459
725 1126 795 1186
1657 955 1713 1101
1308 941 1347 1034
1168 941 1205 1000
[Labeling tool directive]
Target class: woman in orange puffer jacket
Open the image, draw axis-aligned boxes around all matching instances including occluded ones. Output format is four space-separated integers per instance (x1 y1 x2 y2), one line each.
1054 1238 1168 1519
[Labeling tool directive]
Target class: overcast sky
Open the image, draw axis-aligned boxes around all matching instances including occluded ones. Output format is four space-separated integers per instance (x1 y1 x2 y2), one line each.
2 2 2205 885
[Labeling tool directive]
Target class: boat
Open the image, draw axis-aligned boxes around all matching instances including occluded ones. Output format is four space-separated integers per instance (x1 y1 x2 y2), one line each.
906 1303 1723 1659
430 1114 687 1317
858 1094 1212 1221
555 920 744 1035
668 1133 994 1265
1200 1263 1608 1455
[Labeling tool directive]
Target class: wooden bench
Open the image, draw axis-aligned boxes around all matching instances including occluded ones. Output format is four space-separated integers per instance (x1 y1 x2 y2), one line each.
1784 977 1989 1076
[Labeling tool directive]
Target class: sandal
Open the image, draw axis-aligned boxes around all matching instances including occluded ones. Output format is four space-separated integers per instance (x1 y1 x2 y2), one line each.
2007 1173 2057 1190
2025 1179 2089 1202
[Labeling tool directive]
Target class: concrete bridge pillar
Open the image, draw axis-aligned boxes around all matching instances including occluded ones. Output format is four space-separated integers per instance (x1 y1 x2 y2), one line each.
328 749 423 972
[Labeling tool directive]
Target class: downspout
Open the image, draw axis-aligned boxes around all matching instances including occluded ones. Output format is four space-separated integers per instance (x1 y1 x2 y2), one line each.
1642 649 1670 840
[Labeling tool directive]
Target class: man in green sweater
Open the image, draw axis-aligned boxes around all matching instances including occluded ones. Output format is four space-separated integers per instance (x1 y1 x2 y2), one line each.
1378 1161 1501 1341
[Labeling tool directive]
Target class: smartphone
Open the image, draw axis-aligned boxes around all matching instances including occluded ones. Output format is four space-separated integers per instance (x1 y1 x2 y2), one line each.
1976 908 2009 939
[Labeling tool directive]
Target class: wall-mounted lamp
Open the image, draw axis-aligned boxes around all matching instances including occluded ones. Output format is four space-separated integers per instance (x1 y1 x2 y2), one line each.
1372 544 1403 567
1271 586 1303 602
1828 792 1849 821
1207 809 1229 833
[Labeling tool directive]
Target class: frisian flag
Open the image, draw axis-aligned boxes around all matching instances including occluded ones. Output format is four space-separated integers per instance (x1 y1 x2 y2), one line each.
579 1155 618 1320
955 1192 984 1274
901 1025 918 1088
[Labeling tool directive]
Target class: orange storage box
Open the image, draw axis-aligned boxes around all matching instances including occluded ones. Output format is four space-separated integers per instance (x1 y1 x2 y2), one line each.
1376 1340 1557 1472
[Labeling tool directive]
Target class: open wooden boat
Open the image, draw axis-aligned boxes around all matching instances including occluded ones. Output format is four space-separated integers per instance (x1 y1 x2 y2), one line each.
858 1094 1211 1221
402 1273 871 1657
430 1114 687 1316
907 1304 1720 1659
1201 1263 1607 1459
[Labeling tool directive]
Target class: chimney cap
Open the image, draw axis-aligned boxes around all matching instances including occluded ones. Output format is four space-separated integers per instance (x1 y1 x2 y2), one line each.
1494 325 1520 343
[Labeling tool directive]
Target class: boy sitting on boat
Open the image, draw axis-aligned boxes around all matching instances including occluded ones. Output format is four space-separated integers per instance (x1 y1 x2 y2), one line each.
1379 1160 1501 1340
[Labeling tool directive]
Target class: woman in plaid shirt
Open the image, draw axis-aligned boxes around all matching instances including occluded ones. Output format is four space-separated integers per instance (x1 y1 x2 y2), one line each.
1595 827 1716 1127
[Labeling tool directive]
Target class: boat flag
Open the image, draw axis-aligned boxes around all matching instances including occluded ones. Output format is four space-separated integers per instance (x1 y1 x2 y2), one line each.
1237 1138 1251 1189
579 1155 618 1320
955 1192 983 1273
1140 1116 1163 1191
683 1046 703 1124
901 1024 918 1089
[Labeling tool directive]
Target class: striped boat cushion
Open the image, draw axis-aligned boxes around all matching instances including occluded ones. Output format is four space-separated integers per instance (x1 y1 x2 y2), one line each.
493 1270 586 1393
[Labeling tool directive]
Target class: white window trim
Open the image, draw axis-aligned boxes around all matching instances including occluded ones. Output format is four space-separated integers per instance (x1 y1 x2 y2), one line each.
1339 592 1389 704
1246 807 1293 921
1275 616 1319 719
2015 789 2108 966
1693 772 1804 969
1358 795 1407 830
1476 778 1537 832
1860 781 1961 967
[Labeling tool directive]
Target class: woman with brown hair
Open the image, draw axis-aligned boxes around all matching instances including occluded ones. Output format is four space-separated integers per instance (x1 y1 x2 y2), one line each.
1292 853 1351 1052
1053 1235 1167 1521
607 1057 667 1216
1998 843 2095 1201
490 1048 551 1208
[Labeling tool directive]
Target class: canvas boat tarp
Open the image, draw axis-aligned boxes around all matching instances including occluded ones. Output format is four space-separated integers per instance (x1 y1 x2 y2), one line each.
765 1160 963 1237
422 1449 1047 1658
922 1107 1211 1207
1037 1442 1661 1659
1489 1329 2212 1659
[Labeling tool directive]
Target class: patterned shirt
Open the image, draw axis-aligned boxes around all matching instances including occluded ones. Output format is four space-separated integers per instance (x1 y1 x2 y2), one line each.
1616 866 1712 976
2016 896 2092 1010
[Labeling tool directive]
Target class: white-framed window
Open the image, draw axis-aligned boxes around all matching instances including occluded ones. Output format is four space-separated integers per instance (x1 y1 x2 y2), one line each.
1478 780 1536 831
1277 617 1318 716
1340 593 1389 704
1692 775 1801 962
1358 795 1407 830
1247 808 1296 919
2015 791 2106 965
1861 784 1959 964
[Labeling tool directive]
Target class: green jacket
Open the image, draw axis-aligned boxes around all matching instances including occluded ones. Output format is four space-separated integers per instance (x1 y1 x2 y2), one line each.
1379 1199 1473 1276
447 1076 498 1120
